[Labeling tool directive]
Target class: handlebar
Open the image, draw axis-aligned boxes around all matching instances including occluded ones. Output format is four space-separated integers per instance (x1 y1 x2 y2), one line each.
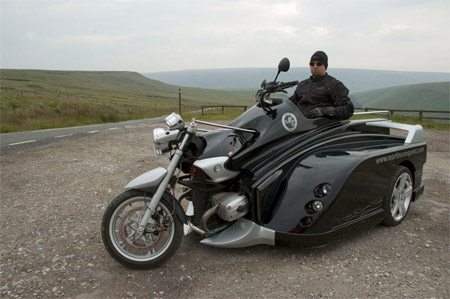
255 80 298 110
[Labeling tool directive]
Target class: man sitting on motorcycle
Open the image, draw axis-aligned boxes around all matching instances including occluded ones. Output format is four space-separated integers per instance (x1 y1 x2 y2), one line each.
289 51 354 120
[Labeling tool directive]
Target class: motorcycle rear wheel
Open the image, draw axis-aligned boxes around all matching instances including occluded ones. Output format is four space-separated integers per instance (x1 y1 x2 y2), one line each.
101 189 183 269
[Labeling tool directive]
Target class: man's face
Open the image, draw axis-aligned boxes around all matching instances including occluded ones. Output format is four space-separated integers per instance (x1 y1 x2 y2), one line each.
309 61 326 77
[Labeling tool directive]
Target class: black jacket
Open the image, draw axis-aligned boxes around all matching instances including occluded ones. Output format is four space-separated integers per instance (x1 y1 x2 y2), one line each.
289 73 354 120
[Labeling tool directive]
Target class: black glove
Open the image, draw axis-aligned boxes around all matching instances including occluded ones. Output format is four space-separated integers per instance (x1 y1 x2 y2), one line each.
306 107 335 119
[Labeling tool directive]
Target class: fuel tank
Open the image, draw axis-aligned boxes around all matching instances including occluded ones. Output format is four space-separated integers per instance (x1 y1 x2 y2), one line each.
196 100 344 169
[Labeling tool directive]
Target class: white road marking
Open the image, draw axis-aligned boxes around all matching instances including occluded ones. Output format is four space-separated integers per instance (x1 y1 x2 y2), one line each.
31 128 67 132
88 130 99 134
9 140 36 146
55 134 73 138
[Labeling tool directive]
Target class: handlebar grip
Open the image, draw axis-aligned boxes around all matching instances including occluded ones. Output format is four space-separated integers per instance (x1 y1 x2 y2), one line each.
281 80 299 87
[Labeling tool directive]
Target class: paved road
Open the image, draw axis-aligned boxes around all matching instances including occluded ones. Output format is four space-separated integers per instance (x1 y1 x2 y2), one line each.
0 117 165 155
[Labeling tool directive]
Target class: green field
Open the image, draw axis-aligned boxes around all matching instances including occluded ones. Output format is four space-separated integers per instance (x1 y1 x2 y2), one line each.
0 70 255 132
1 70 448 132
351 81 450 111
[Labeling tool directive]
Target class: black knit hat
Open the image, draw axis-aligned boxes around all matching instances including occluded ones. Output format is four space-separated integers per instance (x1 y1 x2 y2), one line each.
310 51 328 68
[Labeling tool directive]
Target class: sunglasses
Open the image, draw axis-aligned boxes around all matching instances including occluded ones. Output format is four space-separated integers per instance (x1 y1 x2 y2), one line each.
309 62 323 67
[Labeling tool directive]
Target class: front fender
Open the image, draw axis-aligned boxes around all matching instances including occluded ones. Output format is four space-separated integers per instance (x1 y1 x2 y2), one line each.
125 167 167 190
124 168 187 224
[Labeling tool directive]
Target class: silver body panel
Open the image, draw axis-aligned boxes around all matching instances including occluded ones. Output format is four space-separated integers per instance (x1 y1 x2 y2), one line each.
365 120 425 144
183 202 194 235
193 156 239 183
125 167 167 190
200 218 275 248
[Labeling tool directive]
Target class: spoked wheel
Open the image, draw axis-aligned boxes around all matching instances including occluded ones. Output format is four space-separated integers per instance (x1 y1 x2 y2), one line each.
101 190 183 269
383 166 414 226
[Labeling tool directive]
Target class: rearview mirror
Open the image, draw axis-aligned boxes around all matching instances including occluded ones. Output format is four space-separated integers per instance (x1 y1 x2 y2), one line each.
278 57 290 72
274 57 290 82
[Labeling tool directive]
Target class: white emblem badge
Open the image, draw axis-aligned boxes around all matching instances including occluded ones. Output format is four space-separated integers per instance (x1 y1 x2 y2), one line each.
282 113 297 132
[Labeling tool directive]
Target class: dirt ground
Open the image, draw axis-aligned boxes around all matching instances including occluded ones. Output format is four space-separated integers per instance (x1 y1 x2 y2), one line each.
0 122 449 298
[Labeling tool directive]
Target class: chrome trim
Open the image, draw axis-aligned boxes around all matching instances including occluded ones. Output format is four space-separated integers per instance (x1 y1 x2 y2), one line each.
354 110 390 120
200 203 228 234
187 219 208 237
195 119 258 134
153 128 179 155
165 113 185 130
200 218 275 248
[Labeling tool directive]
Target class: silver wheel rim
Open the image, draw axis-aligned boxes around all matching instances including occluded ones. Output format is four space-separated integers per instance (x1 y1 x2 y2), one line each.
109 196 175 262
390 173 413 222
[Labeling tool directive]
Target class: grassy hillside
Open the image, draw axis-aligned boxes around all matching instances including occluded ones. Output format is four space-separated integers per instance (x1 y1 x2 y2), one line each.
145 68 450 93
350 82 450 111
0 70 255 132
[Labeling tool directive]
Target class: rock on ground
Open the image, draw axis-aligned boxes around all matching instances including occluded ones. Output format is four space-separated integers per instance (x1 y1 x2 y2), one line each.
0 123 449 298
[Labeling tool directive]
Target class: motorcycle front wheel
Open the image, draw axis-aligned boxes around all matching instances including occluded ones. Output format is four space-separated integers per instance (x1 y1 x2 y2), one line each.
101 189 183 269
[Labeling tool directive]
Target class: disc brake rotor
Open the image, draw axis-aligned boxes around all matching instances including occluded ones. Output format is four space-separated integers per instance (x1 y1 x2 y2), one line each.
118 206 165 249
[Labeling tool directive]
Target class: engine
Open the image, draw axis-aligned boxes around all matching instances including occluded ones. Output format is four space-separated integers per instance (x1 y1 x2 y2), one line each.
192 191 250 235
212 192 249 221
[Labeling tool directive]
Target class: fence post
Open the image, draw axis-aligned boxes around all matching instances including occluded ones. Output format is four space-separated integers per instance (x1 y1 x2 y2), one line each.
222 106 224 114
365 108 368 112
419 110 423 121
389 110 394 117
244 106 247 111
178 89 181 114
202 106 204 115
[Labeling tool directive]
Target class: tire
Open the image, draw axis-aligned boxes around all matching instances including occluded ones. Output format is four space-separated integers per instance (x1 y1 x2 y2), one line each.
101 189 183 269
382 166 414 227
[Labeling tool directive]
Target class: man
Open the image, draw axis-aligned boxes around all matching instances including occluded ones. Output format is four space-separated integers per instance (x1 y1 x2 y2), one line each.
289 51 354 120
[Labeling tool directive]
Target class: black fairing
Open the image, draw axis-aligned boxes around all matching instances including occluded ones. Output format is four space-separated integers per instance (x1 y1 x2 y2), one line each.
253 125 426 235
191 99 427 239
197 100 344 166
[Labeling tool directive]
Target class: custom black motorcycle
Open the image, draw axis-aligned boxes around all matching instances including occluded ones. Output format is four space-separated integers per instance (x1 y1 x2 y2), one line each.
101 58 427 269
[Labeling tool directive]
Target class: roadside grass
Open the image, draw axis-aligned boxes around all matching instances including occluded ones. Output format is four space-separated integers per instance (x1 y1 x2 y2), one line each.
0 91 209 132
0 70 255 133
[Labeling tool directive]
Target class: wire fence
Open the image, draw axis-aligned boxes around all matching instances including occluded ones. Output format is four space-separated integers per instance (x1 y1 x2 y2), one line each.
362 107 450 121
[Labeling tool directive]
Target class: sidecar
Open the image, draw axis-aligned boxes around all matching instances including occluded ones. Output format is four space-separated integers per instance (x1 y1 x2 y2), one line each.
196 100 426 247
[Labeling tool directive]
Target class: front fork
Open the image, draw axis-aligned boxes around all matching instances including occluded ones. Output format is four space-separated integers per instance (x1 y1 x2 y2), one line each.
136 123 195 235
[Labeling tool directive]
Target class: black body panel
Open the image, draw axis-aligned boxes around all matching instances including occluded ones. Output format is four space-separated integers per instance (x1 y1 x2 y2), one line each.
255 140 426 235
192 99 427 239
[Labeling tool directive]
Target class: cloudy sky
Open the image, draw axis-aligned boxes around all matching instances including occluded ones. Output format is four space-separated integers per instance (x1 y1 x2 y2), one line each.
1 0 449 73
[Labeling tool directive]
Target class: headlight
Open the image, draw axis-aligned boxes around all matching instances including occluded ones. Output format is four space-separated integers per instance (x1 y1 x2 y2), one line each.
153 128 181 155
165 113 185 130
314 183 332 198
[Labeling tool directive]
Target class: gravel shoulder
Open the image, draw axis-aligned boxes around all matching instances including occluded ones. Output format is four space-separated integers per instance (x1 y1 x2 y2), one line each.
0 123 449 298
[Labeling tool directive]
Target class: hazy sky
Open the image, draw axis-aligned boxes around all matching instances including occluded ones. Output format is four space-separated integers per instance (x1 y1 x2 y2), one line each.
1 0 449 73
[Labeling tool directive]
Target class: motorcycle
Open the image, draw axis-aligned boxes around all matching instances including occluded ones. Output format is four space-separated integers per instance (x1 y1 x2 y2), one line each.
101 58 426 269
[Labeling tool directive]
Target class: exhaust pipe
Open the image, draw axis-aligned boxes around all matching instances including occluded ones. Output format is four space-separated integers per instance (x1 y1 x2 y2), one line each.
200 203 228 235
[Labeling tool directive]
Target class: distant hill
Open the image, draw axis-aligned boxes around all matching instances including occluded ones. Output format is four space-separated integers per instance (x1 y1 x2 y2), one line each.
0 70 255 105
144 68 450 93
350 82 450 111
0 69 255 132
